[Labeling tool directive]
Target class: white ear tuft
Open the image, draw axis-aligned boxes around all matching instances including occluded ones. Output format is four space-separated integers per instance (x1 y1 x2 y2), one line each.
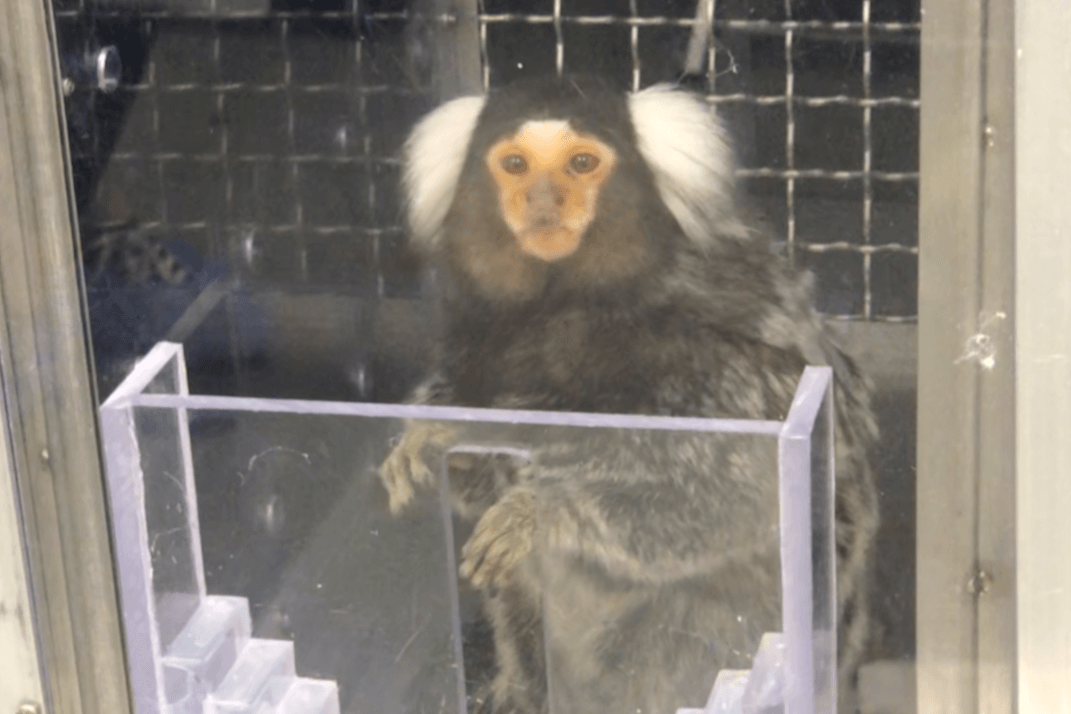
403 95 488 252
628 85 740 247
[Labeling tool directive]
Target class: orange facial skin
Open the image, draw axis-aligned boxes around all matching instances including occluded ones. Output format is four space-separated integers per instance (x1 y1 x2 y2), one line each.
485 121 617 262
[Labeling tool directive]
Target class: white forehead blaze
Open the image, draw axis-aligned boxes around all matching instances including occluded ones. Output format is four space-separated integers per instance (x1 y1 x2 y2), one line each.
513 120 578 163
516 119 571 142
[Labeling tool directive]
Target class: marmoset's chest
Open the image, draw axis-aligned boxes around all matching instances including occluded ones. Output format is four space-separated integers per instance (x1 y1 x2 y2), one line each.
443 304 712 414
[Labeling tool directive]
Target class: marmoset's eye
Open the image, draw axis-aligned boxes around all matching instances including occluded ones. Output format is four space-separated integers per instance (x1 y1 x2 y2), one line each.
502 155 528 174
570 154 599 173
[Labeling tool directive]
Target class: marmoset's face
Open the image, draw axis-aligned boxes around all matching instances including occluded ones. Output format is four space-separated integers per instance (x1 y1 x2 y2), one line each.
485 120 617 262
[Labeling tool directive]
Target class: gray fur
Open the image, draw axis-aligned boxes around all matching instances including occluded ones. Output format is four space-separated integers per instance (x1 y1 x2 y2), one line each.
380 76 878 714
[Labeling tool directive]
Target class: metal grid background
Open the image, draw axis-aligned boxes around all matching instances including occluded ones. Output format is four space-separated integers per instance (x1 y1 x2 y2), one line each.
471 0 920 320
55 1 429 303
55 0 919 321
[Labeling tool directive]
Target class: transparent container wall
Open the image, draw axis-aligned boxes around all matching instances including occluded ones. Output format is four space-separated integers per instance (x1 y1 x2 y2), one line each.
801 384 836 714
100 343 834 714
184 409 462 714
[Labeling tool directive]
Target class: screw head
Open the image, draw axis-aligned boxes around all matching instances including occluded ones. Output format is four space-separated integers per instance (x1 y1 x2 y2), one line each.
967 568 993 596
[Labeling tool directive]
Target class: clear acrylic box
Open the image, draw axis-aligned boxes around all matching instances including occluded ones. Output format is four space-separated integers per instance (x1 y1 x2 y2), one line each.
100 342 835 714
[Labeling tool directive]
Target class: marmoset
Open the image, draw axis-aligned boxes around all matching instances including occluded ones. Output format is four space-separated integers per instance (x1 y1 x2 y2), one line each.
378 75 878 714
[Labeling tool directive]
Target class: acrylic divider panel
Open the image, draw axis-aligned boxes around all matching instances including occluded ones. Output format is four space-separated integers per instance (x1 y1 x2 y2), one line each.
100 342 834 714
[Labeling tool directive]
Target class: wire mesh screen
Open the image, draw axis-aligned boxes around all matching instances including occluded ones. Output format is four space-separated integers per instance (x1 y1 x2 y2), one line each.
475 0 920 320
55 2 430 305
54 0 918 325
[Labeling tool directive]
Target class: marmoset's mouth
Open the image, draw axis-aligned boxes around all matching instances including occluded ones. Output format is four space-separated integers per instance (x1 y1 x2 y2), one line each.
518 226 582 262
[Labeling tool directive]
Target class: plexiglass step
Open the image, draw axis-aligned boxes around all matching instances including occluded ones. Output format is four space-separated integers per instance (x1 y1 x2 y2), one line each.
676 633 787 714
163 595 254 713
277 679 340 714
204 639 295 714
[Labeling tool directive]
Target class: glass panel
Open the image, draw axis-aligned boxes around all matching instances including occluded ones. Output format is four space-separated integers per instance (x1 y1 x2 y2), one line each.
50 2 919 713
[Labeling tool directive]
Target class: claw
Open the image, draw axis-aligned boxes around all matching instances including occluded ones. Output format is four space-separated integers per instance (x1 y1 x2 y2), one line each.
378 422 457 514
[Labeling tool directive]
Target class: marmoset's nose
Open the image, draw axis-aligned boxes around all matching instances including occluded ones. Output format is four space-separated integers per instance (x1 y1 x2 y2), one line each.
526 175 566 208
